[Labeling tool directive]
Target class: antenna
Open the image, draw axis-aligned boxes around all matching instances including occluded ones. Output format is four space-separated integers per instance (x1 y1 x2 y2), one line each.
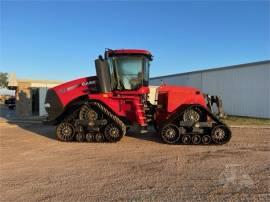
161 79 166 86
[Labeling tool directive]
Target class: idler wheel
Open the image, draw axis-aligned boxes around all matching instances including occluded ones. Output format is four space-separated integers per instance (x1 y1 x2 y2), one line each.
95 133 105 142
202 135 211 145
211 125 231 144
86 133 95 142
104 123 123 142
182 135 191 144
161 124 180 144
192 134 201 144
56 122 75 141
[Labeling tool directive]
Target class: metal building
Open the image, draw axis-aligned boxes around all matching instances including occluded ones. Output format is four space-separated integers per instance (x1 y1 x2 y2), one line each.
150 60 270 119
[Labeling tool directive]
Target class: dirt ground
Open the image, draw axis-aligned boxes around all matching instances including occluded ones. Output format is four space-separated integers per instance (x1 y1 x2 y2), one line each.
0 123 269 201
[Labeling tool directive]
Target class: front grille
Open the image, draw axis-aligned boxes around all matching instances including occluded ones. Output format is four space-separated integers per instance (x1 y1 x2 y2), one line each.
45 89 64 121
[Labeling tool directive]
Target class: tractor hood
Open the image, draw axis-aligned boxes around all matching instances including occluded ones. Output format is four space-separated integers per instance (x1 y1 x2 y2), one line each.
44 76 98 124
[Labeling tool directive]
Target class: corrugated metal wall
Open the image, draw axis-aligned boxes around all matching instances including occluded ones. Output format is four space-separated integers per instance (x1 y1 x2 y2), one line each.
150 61 270 118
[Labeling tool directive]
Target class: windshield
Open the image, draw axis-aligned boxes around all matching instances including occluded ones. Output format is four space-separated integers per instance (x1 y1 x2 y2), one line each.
109 56 150 90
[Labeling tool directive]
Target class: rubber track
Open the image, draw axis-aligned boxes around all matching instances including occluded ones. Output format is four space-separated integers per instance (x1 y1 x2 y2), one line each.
161 104 228 128
159 104 231 145
89 102 127 136
63 108 81 123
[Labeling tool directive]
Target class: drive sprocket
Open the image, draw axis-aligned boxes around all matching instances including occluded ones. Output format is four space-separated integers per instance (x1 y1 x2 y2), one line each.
79 104 99 121
183 109 200 123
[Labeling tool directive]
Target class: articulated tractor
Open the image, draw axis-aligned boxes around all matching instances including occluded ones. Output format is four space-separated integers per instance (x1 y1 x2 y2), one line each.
44 49 231 145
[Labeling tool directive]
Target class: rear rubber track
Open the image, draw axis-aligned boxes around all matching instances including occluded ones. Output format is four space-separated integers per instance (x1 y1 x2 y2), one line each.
158 105 231 145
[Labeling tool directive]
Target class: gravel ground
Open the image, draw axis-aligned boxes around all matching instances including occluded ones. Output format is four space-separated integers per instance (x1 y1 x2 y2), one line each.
0 122 269 201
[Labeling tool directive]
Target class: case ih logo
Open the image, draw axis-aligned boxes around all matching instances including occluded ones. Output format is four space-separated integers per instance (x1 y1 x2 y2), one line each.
81 80 96 86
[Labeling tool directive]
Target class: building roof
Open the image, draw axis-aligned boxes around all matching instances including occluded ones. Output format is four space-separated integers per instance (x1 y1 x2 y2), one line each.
8 73 64 89
151 60 270 80
17 79 63 84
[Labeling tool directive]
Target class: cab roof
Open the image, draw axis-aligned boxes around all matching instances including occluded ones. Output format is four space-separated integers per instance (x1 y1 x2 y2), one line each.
106 49 152 60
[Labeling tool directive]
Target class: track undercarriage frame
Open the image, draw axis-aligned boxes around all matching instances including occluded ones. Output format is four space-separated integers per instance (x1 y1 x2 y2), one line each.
56 101 231 145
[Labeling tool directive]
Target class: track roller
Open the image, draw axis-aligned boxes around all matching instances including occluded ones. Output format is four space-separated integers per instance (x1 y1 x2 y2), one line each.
192 134 201 145
56 122 75 141
75 125 85 142
182 135 191 144
95 133 105 142
86 132 95 142
202 135 211 145
211 125 231 144
160 124 181 144
76 133 85 142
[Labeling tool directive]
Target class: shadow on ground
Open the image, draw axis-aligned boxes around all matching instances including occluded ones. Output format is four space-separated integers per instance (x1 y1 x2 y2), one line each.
1 104 163 143
126 127 164 143
1 104 56 141
16 123 57 140
9 122 164 144
0 106 162 143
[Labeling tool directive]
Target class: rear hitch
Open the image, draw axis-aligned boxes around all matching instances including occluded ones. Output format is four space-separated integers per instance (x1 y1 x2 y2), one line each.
204 94 226 119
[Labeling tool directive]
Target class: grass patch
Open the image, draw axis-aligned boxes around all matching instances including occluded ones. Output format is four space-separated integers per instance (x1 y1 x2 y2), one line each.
223 115 270 126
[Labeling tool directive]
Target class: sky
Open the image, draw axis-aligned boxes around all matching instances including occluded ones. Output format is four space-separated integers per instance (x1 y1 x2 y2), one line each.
0 0 269 82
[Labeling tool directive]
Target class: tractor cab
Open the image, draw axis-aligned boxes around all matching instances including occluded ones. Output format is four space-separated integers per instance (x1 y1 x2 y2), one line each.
95 49 152 92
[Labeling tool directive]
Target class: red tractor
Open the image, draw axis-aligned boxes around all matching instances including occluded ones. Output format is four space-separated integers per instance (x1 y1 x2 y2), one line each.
44 49 231 145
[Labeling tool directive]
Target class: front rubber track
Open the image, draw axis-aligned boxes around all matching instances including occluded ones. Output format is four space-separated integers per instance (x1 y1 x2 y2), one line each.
55 101 126 143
